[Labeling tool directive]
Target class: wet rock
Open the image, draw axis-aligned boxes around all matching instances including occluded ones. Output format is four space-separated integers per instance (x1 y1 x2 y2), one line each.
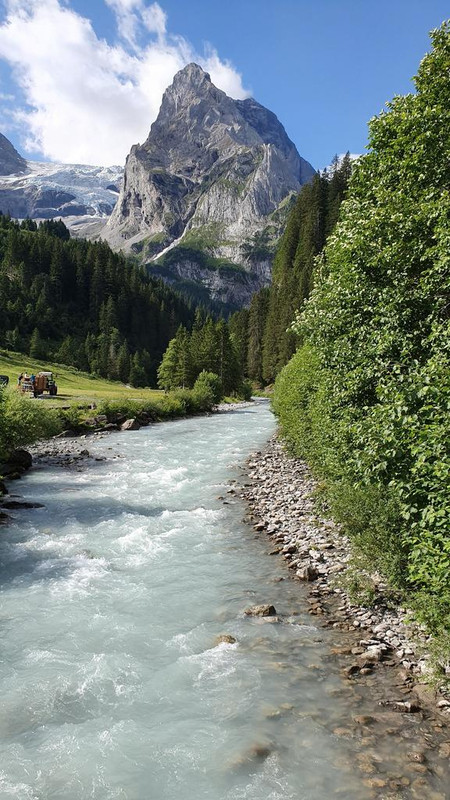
228 743 273 769
345 664 362 677
56 429 77 438
248 745 272 759
0 480 7 495
407 751 426 763
120 418 140 431
296 564 318 581
362 777 387 789
438 741 450 758
9 448 32 470
1 500 44 509
332 727 353 737
244 604 277 617
103 423 119 431
215 634 237 645
380 700 421 713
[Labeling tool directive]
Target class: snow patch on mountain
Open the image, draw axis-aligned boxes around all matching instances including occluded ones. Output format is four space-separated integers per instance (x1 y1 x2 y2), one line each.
0 152 123 235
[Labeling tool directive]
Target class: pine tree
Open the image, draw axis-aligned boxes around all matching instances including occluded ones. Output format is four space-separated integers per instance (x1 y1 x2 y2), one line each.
129 352 147 387
117 341 131 383
215 319 239 394
174 326 195 388
56 335 77 366
157 337 180 391
29 327 45 359
248 288 270 384
229 309 249 378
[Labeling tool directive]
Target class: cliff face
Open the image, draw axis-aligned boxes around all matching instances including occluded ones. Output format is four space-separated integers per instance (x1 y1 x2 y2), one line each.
0 133 27 176
104 63 315 307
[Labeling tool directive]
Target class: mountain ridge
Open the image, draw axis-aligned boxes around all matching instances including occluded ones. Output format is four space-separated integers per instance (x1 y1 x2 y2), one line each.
103 63 315 307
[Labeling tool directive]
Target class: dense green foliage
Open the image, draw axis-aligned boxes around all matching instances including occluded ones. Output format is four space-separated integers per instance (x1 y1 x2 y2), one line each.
0 386 60 461
0 215 194 386
273 24 450 633
157 311 243 397
229 158 351 385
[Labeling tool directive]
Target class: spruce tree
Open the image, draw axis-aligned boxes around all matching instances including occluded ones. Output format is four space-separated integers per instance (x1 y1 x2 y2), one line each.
157 337 180 391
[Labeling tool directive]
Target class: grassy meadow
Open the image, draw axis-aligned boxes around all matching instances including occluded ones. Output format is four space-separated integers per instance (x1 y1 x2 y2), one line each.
0 349 163 406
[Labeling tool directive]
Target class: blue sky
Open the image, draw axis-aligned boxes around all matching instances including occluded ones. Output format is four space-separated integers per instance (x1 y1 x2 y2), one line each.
0 0 448 168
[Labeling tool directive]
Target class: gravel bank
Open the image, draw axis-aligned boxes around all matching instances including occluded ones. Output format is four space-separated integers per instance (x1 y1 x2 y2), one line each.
241 435 450 720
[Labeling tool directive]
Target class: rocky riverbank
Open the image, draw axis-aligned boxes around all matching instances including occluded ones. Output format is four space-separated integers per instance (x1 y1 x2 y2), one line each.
236 435 450 796
240 436 450 718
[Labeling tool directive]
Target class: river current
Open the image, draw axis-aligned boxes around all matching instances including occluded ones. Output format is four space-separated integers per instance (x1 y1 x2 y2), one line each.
0 402 437 799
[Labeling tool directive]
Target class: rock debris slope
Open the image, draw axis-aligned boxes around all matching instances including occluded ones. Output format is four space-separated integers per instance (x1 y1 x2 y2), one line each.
104 63 315 307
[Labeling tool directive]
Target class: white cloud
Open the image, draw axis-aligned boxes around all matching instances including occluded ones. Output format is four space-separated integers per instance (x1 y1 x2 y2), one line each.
0 0 250 166
104 0 167 49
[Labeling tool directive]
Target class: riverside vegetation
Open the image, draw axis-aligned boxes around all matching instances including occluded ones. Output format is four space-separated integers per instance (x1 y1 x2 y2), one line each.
0 370 228 465
273 24 450 662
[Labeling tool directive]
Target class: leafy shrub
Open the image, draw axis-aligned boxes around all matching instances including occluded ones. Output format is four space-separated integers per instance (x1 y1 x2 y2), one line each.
58 404 84 432
0 389 61 460
273 24 450 636
193 371 223 406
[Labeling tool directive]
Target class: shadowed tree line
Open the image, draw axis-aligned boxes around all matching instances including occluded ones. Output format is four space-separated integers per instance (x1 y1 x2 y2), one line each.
228 154 352 386
0 214 194 385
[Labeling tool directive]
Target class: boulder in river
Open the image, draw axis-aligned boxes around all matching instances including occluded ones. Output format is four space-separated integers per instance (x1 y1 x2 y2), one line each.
245 604 277 617
214 634 237 645
2 500 44 509
0 448 33 478
120 418 141 431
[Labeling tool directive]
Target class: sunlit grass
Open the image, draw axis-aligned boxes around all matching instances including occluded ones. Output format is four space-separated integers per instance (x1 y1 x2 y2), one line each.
0 349 162 406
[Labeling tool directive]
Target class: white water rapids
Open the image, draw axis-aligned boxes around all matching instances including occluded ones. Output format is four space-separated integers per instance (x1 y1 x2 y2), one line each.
0 402 388 798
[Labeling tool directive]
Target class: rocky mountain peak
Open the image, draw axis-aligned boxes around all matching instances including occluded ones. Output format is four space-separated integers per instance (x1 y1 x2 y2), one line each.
104 66 315 308
0 133 27 176
170 62 212 91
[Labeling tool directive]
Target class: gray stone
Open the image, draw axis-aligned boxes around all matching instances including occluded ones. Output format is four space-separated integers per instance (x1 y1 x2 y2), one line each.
244 604 277 617
296 564 318 581
120 419 141 431
9 449 32 470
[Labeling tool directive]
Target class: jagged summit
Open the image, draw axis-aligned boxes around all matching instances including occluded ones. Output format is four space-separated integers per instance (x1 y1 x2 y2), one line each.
170 62 212 89
106 63 314 253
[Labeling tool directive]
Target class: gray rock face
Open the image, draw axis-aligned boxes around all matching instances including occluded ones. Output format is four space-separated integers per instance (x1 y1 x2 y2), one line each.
0 133 26 176
104 63 315 306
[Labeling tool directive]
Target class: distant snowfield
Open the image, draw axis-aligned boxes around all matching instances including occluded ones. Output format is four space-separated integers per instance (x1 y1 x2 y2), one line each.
0 159 124 236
